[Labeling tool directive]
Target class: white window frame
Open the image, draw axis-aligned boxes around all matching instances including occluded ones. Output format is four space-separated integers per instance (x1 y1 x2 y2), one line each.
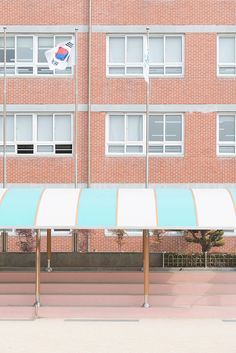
149 113 184 156
106 113 184 156
0 113 73 156
0 34 73 76
217 113 236 156
106 113 146 156
217 34 236 77
149 34 184 77
107 34 184 78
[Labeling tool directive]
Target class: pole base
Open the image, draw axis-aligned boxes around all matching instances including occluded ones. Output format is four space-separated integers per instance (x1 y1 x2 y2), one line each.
45 266 53 273
34 301 40 318
143 302 150 308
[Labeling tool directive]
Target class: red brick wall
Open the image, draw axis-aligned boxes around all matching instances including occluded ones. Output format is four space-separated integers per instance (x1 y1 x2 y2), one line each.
0 1 235 185
5 232 236 254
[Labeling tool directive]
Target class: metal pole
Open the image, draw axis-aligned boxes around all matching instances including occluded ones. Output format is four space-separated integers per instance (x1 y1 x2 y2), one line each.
145 27 150 189
143 229 150 308
35 230 41 317
74 28 79 188
2 28 7 252
45 229 52 272
87 0 92 188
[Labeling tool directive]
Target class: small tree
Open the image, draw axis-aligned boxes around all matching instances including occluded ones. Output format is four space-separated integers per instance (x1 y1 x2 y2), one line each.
184 229 224 253
16 229 35 252
111 229 128 251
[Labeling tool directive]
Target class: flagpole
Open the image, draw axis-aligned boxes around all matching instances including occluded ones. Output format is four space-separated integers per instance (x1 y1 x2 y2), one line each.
145 27 150 189
87 0 92 188
74 28 78 188
3 26 7 188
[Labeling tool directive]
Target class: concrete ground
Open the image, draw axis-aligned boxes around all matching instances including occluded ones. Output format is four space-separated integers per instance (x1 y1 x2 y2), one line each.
0 318 236 353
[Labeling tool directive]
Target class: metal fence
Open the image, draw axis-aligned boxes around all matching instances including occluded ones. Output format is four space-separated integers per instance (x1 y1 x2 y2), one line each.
164 253 236 268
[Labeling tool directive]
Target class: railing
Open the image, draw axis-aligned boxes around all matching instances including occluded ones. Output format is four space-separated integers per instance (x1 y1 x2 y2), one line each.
164 253 236 268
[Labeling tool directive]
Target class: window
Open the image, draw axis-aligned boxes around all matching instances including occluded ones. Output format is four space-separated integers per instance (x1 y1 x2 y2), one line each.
149 114 183 154
106 113 183 155
217 114 236 155
106 114 144 154
107 34 183 77
0 35 73 76
218 35 236 75
0 113 73 155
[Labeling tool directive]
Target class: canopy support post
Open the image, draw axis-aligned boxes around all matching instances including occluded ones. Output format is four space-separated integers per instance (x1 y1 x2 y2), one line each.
143 229 150 308
45 229 52 272
34 229 41 318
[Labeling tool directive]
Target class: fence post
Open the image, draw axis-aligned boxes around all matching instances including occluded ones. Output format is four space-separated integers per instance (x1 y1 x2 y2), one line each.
204 251 208 268
162 251 166 268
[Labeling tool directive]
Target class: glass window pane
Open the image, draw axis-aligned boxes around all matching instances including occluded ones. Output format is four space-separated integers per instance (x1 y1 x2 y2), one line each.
109 115 124 141
16 67 33 74
219 145 235 154
16 115 33 141
149 66 164 75
165 145 182 153
37 67 54 75
109 67 125 74
219 37 235 63
6 115 14 141
0 37 15 48
166 67 182 74
127 115 143 141
150 37 164 63
108 145 125 153
126 145 143 153
17 37 33 62
165 115 182 141
0 116 2 141
219 67 236 75
38 49 48 63
149 115 164 141
38 37 53 48
55 36 72 45
37 145 54 152
127 37 143 63
165 36 182 63
37 115 53 141
126 67 143 74
109 37 125 63
219 116 235 141
55 115 71 141
149 145 163 153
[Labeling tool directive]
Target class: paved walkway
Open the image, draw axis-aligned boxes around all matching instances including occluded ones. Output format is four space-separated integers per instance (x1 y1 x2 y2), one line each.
0 318 236 353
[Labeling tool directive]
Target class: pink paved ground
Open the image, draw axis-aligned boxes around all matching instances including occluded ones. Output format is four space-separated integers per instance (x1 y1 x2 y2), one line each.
0 270 236 319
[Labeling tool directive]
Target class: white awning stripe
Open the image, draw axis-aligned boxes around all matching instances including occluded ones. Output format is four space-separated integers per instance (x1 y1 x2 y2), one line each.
35 188 81 228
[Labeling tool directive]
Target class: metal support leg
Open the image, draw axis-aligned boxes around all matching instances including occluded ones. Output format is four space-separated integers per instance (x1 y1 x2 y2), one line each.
35 230 41 317
143 229 150 308
45 229 52 272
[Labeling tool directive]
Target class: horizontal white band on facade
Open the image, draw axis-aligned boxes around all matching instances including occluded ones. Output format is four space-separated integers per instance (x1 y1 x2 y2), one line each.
0 105 87 112
2 104 236 113
0 25 87 33
91 104 236 113
2 25 236 34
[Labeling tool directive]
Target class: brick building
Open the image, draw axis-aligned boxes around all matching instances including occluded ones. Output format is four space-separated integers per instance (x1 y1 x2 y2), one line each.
0 0 235 254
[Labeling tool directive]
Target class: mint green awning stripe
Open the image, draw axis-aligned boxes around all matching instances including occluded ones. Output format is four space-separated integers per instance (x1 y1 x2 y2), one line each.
229 189 236 206
156 188 197 227
77 188 117 227
0 188 43 228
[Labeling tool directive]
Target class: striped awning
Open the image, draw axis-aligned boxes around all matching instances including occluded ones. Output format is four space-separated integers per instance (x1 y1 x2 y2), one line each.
0 188 235 230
